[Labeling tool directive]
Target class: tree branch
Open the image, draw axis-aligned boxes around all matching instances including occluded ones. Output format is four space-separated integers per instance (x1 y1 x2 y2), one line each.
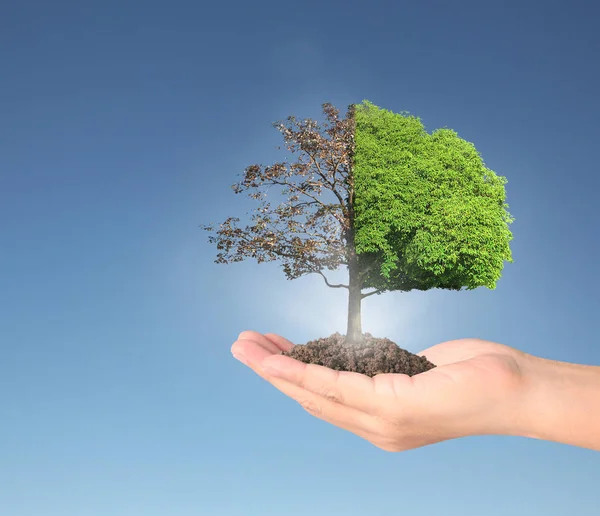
361 289 384 299
311 270 349 289
308 152 347 210
267 177 345 226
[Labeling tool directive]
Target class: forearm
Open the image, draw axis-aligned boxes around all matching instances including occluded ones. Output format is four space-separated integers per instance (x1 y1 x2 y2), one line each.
513 354 600 451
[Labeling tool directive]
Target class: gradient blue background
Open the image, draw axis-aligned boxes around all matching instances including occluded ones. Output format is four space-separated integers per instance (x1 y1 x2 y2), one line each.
1 1 599 515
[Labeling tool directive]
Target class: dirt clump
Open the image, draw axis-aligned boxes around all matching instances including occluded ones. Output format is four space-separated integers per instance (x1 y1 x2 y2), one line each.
282 332 436 377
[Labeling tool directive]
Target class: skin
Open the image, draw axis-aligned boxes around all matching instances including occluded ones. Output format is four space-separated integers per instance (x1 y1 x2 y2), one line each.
231 331 600 452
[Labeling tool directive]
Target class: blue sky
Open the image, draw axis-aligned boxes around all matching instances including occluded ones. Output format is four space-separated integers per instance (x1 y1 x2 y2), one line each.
1 1 599 514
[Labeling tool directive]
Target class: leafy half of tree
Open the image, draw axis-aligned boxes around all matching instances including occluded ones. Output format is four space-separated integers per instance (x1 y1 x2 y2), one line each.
354 101 514 294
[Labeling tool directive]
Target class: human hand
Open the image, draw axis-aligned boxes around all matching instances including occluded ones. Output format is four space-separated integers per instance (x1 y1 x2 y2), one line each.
231 331 530 452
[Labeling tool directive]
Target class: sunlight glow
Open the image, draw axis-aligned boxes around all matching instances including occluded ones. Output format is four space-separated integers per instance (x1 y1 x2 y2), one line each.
270 267 430 347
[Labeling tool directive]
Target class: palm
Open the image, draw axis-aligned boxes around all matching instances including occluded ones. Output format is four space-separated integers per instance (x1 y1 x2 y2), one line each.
412 337 525 398
397 338 527 443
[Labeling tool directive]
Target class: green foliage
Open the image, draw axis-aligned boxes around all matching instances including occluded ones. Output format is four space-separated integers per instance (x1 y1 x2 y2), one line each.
353 100 514 292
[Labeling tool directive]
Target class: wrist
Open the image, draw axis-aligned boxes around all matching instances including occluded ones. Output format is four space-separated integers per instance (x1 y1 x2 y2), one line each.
511 353 600 451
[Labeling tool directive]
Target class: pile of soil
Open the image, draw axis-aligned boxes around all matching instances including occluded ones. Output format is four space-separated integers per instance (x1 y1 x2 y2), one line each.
282 332 436 377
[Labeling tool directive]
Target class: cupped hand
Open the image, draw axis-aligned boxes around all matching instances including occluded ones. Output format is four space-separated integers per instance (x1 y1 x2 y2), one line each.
231 331 530 452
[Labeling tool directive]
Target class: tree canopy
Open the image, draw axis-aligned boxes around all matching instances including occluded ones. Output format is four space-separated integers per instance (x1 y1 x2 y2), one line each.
353 100 514 292
202 100 514 301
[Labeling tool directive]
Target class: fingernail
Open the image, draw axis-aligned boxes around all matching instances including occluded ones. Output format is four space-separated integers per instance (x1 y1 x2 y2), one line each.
232 353 249 366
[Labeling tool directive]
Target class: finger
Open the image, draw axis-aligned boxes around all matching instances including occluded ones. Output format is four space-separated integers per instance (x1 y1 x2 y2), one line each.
265 373 384 442
235 334 414 415
263 333 295 352
231 337 401 449
232 331 281 357
260 353 380 414
231 338 277 369
231 337 382 437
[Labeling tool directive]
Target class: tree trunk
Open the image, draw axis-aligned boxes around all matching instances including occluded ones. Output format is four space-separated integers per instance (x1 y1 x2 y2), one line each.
346 258 363 345
345 143 362 345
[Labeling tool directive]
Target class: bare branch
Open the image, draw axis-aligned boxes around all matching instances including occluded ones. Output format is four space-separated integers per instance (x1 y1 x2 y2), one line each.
311 270 349 289
269 177 326 206
307 152 347 214
202 102 356 283
361 289 384 299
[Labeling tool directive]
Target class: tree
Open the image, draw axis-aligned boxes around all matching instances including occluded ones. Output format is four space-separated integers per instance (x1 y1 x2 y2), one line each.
201 101 514 344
